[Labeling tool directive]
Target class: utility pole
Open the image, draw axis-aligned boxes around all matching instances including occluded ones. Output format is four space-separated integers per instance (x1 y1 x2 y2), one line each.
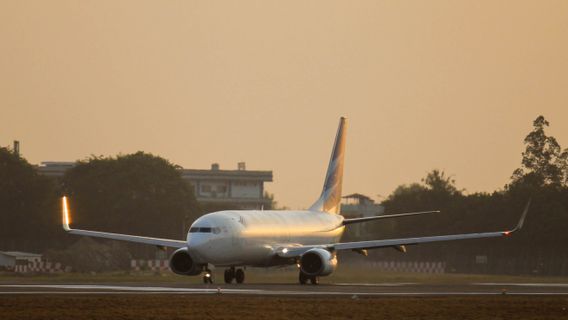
13 140 20 156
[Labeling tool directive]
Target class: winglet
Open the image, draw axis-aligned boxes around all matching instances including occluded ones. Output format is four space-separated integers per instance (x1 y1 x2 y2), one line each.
504 199 531 235
62 196 71 231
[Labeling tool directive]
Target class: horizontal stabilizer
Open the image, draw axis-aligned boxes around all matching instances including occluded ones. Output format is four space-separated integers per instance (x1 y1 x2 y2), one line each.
343 210 441 225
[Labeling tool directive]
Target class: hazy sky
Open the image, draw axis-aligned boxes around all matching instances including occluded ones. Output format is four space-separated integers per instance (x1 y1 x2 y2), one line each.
1 1 567 209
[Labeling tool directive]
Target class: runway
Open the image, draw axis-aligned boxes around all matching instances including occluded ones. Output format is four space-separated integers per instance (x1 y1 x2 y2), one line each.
2 282 568 296
3 283 568 320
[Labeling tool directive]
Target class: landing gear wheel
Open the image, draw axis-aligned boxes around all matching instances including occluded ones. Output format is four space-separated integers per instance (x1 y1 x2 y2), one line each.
299 272 308 285
203 270 213 284
224 268 235 284
310 276 319 285
235 268 245 284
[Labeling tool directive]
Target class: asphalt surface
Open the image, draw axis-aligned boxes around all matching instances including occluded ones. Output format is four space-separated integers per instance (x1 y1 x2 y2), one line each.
2 282 568 296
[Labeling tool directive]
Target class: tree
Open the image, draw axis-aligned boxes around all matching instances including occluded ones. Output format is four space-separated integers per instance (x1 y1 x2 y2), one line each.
382 169 461 213
62 152 202 243
0 147 58 251
511 115 567 187
422 169 461 196
561 149 568 186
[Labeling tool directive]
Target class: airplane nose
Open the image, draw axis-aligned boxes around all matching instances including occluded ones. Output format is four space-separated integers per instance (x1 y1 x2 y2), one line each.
186 234 213 262
187 234 208 249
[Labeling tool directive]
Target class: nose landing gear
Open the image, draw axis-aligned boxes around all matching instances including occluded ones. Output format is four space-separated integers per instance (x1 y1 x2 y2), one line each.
224 267 245 284
203 269 213 284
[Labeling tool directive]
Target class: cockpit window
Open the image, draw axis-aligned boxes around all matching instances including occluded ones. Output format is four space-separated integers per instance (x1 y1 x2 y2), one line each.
189 227 220 233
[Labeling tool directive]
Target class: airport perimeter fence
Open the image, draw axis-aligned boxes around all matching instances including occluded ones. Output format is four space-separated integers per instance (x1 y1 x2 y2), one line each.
131 259 170 272
446 255 568 276
129 259 446 274
7 258 72 273
363 261 446 274
111 256 568 277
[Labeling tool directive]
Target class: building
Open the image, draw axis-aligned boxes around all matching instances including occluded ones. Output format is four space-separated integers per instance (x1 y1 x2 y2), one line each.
36 161 273 210
37 161 75 177
341 193 384 218
340 193 384 238
0 251 42 271
182 163 273 210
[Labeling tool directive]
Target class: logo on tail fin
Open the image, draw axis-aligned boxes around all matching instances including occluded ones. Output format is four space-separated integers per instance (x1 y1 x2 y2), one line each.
309 117 348 214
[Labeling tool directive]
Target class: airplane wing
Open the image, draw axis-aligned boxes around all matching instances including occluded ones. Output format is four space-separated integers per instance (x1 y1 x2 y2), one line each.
61 196 187 249
277 200 530 258
343 210 440 225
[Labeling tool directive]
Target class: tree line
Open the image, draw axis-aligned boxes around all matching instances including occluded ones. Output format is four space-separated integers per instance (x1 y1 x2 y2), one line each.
1 115 567 275
0 151 202 264
357 116 568 275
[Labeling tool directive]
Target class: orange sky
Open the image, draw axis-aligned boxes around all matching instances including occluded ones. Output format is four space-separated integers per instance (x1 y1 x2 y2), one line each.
1 1 567 209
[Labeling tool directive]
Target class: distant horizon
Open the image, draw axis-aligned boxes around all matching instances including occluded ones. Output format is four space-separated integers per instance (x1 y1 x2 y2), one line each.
2 1 567 209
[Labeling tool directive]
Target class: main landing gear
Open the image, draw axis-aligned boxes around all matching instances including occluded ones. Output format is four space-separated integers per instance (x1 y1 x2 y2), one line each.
224 267 245 284
299 271 318 285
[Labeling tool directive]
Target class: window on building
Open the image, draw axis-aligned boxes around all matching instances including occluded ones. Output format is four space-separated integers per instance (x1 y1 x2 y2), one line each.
201 185 211 193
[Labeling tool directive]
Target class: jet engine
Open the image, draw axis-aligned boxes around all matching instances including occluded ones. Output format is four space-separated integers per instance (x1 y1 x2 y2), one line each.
299 248 337 276
169 248 201 276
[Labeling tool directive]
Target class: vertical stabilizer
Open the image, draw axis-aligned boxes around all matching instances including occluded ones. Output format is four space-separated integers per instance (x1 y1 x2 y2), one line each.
309 117 348 214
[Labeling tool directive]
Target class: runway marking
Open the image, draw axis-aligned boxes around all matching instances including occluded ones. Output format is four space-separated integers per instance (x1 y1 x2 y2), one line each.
2 291 568 296
0 285 261 294
474 283 568 287
1 284 568 296
334 283 417 287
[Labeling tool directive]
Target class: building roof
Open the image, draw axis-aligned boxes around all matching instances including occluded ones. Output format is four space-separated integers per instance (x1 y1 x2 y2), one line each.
182 169 273 182
343 193 373 202
36 161 273 181
0 251 42 258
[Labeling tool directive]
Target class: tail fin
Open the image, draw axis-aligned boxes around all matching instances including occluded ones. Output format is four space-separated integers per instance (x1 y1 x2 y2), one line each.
309 117 348 214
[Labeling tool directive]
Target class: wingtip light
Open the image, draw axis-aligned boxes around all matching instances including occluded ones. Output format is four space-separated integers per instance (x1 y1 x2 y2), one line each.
62 196 71 231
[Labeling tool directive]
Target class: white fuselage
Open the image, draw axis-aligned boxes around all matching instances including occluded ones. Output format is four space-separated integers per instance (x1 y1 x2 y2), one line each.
186 210 345 267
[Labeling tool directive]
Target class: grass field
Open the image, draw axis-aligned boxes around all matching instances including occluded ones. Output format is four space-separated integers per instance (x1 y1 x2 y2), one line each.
2 265 568 285
1 295 567 320
3 268 568 319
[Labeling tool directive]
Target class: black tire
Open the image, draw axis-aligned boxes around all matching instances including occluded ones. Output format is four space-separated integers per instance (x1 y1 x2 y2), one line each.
299 272 308 285
310 276 319 285
235 269 245 284
224 269 235 284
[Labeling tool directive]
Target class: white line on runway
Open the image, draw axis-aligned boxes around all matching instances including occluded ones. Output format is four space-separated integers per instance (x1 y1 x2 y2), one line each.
474 283 568 287
1 284 568 296
2 291 568 296
334 283 417 287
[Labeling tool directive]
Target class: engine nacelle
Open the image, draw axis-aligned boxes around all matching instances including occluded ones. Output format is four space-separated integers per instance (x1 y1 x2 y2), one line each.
169 248 201 276
299 248 337 276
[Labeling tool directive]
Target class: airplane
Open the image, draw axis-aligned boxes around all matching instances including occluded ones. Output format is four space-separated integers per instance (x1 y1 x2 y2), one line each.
61 117 530 285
